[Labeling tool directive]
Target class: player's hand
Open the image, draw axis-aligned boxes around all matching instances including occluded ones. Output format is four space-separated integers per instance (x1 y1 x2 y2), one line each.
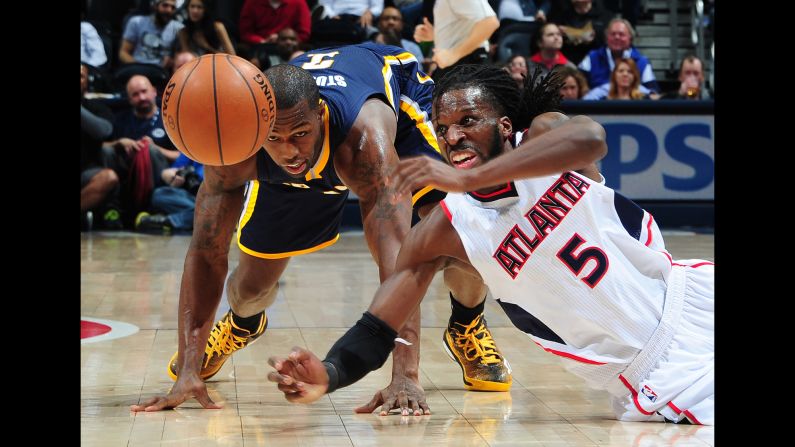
355 375 430 416
130 374 221 412
431 48 457 69
389 156 469 200
414 17 434 43
267 347 329 404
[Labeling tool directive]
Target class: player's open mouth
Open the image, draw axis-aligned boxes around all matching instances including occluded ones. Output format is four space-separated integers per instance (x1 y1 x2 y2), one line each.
450 150 479 169
283 160 306 174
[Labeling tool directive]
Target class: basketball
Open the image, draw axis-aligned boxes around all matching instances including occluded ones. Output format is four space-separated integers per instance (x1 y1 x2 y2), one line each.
162 53 276 166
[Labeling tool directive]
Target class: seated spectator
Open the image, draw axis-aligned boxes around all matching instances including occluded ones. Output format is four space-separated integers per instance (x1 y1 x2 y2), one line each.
583 57 656 100
528 22 576 75
494 0 550 44
504 54 528 88
317 0 384 30
498 0 550 23
555 64 589 99
253 28 301 70
135 153 203 233
119 0 184 69
393 0 424 41
313 0 385 45
660 54 712 100
102 75 177 226
177 0 236 56
81 21 108 68
239 0 311 45
81 64 120 230
550 0 612 65
371 6 424 61
578 18 659 93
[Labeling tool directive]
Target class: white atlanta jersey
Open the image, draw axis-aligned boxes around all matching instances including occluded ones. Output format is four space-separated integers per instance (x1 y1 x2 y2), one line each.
440 171 714 425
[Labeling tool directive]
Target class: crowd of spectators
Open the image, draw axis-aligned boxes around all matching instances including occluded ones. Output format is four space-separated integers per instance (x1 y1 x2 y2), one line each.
81 0 713 232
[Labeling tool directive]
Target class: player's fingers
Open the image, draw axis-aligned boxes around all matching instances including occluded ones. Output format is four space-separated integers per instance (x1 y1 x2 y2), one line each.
277 383 301 393
379 395 398 416
195 388 222 410
288 346 312 363
267 355 287 371
398 390 409 416
354 391 384 414
284 391 310 403
408 397 422 416
267 371 295 385
143 397 174 412
131 396 161 411
397 172 428 197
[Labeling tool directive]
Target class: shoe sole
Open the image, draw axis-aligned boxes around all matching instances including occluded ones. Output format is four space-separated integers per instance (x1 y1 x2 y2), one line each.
442 330 512 392
167 314 269 381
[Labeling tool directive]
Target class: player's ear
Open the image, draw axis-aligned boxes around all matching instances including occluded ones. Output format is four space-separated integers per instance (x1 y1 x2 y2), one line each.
498 116 513 138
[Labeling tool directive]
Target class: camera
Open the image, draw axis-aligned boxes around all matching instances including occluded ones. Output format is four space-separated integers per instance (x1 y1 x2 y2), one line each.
175 165 202 195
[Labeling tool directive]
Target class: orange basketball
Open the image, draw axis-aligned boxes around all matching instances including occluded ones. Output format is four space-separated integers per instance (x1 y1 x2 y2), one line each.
162 54 276 166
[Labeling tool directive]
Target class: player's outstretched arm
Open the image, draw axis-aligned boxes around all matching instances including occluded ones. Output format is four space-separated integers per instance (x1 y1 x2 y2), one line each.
132 160 255 412
269 207 464 404
392 114 606 195
335 98 428 415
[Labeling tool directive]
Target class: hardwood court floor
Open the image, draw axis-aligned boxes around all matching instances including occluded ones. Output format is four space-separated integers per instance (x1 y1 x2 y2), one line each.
81 230 714 446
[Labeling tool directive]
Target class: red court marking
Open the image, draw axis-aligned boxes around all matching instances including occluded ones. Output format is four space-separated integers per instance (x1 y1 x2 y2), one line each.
81 320 112 339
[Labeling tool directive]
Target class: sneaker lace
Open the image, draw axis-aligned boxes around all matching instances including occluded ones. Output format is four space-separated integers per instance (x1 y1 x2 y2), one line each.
205 317 248 361
452 317 501 365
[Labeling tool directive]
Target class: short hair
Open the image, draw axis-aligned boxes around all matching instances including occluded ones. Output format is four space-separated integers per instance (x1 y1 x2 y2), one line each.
263 64 320 111
606 18 636 42
678 54 703 74
433 64 565 130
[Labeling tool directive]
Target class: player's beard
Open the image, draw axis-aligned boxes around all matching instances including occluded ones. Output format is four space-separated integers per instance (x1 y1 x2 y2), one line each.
447 126 503 166
484 126 504 162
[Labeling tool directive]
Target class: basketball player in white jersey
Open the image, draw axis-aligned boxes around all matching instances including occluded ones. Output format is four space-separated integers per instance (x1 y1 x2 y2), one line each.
267 66 714 425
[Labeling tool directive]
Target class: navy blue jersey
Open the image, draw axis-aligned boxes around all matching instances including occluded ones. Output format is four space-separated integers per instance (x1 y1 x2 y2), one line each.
241 43 443 259
111 106 176 151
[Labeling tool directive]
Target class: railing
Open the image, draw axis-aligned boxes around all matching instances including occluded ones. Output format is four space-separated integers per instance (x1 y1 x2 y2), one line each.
691 0 706 64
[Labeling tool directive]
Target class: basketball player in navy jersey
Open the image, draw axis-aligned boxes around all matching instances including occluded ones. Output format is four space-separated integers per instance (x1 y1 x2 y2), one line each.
268 66 714 425
132 43 514 415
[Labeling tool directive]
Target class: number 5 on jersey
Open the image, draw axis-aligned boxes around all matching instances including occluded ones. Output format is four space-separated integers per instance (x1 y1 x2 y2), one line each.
556 233 609 288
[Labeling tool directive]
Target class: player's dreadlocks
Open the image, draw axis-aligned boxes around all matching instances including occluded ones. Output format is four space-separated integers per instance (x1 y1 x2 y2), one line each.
432 64 566 130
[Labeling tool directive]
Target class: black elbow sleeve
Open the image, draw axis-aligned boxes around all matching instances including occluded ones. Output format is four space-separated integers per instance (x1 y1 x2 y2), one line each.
322 311 398 393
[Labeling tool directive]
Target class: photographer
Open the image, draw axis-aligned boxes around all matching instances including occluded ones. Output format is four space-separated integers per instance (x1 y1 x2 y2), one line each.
134 153 203 233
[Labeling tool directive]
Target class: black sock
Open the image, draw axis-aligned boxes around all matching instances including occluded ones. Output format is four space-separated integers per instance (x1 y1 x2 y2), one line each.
230 310 265 333
449 293 485 327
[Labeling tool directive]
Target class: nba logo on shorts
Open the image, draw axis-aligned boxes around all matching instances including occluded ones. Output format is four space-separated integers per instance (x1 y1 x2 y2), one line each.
641 385 658 402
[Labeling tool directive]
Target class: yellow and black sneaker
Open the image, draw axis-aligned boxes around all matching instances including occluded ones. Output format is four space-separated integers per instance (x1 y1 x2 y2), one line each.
167 310 267 381
443 313 512 391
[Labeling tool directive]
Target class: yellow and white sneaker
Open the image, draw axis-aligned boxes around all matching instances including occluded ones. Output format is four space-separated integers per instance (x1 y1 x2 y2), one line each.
168 310 267 381
443 313 512 391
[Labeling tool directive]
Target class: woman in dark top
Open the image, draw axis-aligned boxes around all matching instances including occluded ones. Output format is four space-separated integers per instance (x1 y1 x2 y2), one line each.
177 0 236 56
